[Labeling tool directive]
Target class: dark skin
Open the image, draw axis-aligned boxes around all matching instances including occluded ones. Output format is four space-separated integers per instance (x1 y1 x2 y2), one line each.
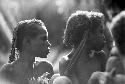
59 27 107 84
88 11 125 84
87 68 125 84
0 24 54 84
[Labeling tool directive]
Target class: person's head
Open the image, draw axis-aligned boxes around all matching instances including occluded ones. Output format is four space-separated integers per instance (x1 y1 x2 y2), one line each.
111 11 125 56
63 11 106 51
9 19 51 63
53 76 72 84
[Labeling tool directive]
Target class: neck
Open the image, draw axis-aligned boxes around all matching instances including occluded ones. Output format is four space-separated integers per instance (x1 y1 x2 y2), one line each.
16 51 35 69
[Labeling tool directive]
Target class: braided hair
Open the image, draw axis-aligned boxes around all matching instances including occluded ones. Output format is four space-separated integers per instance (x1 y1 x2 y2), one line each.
9 19 46 63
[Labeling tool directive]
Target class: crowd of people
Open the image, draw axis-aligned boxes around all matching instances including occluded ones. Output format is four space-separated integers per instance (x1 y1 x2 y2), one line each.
0 0 125 84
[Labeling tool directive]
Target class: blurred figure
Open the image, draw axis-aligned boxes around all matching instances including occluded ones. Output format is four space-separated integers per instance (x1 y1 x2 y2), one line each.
0 19 54 84
95 0 114 58
87 10 125 84
106 10 125 74
87 68 125 84
59 11 107 84
53 76 72 84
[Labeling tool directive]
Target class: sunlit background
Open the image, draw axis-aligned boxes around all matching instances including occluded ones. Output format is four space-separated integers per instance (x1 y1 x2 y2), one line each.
0 0 106 73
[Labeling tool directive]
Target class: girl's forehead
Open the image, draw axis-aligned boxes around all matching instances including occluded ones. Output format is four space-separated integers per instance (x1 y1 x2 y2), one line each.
36 31 48 40
39 29 48 37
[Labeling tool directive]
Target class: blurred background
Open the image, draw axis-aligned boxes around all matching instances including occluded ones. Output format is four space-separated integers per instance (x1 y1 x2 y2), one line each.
0 0 123 73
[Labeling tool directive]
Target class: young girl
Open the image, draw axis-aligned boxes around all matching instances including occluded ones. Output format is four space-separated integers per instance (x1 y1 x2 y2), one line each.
0 19 54 84
59 11 108 84
87 10 125 84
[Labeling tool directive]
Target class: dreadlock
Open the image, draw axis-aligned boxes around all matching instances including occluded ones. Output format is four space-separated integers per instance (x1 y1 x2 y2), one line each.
8 19 46 63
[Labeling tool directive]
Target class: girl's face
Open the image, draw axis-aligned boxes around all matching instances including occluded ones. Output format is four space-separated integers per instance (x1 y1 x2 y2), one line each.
88 27 106 51
29 25 51 58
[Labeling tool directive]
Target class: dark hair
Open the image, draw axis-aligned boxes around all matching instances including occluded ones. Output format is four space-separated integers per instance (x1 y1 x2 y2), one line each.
9 19 46 63
111 11 125 55
63 11 105 47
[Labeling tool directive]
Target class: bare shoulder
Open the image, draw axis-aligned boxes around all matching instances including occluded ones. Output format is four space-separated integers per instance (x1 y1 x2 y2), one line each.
59 56 70 64
0 63 13 73
0 63 15 79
